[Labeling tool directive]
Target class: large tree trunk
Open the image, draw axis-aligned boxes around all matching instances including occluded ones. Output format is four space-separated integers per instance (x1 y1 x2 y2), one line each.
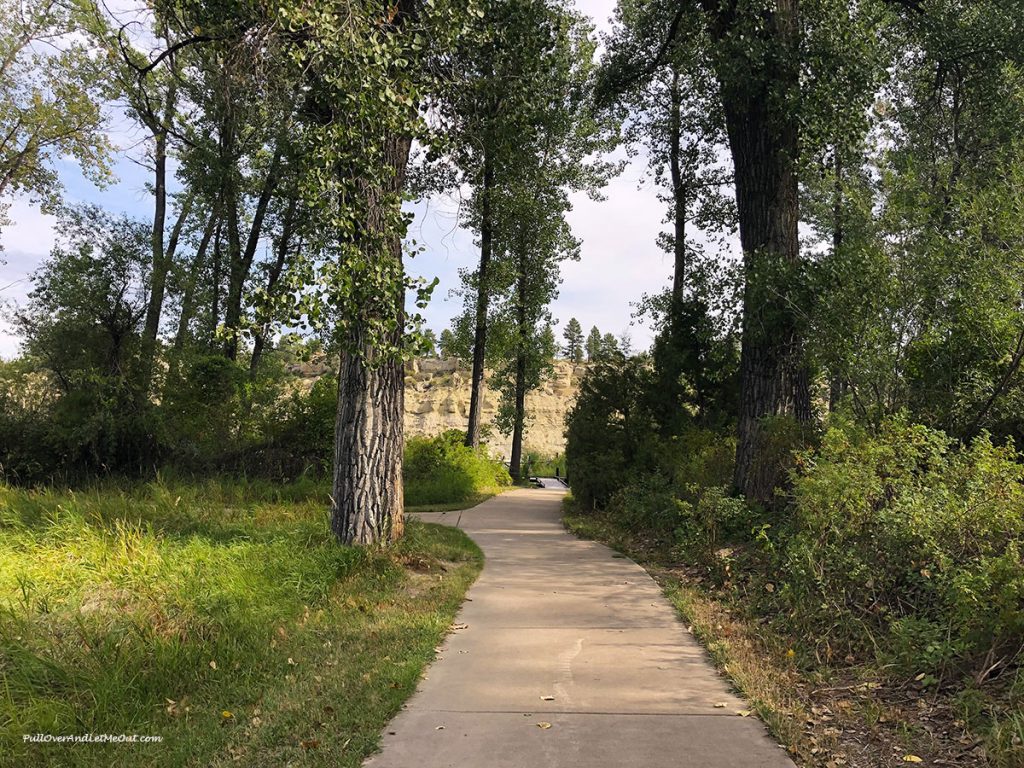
465 149 494 448
330 135 412 546
711 0 810 503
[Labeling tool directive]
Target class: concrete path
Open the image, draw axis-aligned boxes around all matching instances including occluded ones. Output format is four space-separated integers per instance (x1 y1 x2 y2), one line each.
366 487 796 768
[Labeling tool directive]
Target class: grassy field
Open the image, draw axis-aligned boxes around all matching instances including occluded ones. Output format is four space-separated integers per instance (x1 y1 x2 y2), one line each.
0 478 483 767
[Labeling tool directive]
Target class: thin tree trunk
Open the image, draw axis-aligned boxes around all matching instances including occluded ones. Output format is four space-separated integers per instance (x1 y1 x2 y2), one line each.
509 260 529 483
465 148 494 448
966 324 1024 438
210 220 223 342
174 209 217 351
140 86 183 389
331 135 411 546
223 148 282 360
224 179 243 362
250 195 297 377
653 65 692 436
668 65 686 306
828 150 845 411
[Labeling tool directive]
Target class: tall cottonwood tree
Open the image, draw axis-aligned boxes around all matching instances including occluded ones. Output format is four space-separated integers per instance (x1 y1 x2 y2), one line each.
449 0 611 466
598 0 736 438
274 0 473 544
601 0 893 502
438 0 608 448
492 185 577 481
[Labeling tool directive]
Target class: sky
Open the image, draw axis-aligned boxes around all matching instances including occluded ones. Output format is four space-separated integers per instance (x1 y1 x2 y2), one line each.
0 0 674 359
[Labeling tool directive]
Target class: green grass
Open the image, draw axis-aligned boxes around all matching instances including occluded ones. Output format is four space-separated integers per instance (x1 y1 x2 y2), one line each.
0 479 483 767
403 492 497 515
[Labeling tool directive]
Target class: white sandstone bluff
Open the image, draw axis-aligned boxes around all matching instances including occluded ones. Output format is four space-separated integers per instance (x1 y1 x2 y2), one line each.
290 356 585 460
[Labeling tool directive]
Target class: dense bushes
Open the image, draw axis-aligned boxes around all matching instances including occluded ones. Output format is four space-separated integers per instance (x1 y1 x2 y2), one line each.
566 352 1024 692
0 352 337 484
784 418 1024 679
403 430 511 507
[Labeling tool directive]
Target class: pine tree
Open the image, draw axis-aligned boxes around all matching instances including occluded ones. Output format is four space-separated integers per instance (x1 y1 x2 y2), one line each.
562 318 584 362
439 328 457 358
600 332 620 359
585 325 602 361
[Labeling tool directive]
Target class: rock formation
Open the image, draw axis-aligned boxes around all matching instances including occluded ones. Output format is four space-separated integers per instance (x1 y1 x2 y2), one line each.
404 357 585 459
288 356 585 459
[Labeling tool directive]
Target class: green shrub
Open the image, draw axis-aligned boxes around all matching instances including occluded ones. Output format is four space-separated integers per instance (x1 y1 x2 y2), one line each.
783 416 1024 678
521 451 566 479
565 356 657 511
605 474 683 540
403 430 511 506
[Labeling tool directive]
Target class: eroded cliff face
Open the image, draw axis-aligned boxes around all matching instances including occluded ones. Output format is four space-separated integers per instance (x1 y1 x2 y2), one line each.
404 358 585 460
288 356 584 459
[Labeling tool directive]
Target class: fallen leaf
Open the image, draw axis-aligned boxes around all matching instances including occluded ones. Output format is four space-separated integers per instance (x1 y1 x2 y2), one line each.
736 710 752 717
903 757 923 763
540 695 555 701
537 722 552 729
300 739 320 750
714 702 728 708
221 710 234 720
209 660 218 670
435 726 445 730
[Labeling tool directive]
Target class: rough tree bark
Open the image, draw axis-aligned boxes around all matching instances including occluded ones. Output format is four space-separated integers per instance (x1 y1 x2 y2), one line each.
465 148 494 448
330 135 412 545
707 0 811 503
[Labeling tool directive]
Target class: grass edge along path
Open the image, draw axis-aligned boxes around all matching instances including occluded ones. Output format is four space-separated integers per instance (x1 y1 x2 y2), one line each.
0 481 484 768
563 507 999 768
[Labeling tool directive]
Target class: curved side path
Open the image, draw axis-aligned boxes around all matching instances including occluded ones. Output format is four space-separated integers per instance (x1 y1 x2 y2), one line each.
366 485 796 768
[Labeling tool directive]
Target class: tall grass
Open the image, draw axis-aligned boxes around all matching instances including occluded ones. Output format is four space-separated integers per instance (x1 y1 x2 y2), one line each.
403 431 511 507
0 478 482 767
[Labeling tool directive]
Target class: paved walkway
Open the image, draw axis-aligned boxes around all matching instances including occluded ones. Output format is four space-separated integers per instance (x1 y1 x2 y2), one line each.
366 487 796 768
